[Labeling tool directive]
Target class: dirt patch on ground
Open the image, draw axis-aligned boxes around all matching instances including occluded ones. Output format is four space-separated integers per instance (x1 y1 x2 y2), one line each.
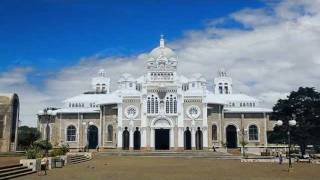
17 156 320 180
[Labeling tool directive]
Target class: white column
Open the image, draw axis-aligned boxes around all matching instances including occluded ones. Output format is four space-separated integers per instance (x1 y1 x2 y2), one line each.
141 128 146 147
99 106 103 147
117 128 122 148
170 128 174 148
130 129 134 148
264 114 268 148
99 112 102 147
178 127 184 147
117 103 122 148
203 103 208 126
59 113 62 145
203 128 208 148
150 128 155 148
77 113 80 149
191 127 196 148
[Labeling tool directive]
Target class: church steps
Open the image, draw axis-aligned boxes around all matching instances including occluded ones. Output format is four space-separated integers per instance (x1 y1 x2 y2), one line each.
0 164 35 180
96 151 241 159
68 155 92 165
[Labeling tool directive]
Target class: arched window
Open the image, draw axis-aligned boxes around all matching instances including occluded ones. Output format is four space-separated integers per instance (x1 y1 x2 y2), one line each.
212 124 217 141
170 95 173 113
218 83 223 94
107 125 113 141
151 95 154 113
224 83 228 94
249 125 258 141
147 97 151 113
173 97 177 113
46 124 50 141
96 83 100 91
155 97 159 114
67 125 76 142
166 98 169 113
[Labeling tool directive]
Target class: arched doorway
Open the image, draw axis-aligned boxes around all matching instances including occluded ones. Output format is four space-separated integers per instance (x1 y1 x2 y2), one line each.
195 127 203 150
134 127 141 150
88 125 98 149
153 118 171 150
184 127 191 150
10 95 19 148
226 125 237 148
122 127 130 150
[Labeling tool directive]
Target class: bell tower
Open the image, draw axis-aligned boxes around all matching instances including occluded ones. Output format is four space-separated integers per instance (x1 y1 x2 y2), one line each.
92 69 110 93
214 69 232 94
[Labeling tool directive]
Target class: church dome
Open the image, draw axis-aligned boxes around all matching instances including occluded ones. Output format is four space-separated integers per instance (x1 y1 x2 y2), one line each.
149 36 177 59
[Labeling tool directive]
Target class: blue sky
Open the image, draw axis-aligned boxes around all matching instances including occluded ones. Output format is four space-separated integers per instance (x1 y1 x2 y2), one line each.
0 0 265 84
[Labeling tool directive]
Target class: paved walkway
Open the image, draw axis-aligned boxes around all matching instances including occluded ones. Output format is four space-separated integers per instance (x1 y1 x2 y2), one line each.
17 156 320 180
0 156 24 168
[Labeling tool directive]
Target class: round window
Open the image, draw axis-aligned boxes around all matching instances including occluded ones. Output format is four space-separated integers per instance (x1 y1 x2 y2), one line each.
187 106 201 119
125 106 138 119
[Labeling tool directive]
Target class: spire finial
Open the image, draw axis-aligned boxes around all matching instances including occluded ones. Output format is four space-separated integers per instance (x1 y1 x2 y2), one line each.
160 34 165 48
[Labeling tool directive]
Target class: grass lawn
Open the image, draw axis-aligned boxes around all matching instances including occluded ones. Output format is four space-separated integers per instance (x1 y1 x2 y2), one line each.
17 156 320 180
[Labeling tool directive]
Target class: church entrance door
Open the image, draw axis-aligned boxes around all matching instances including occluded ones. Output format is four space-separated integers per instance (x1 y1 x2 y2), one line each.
184 128 191 150
226 125 237 148
155 129 170 150
133 128 141 150
88 125 98 149
122 127 130 150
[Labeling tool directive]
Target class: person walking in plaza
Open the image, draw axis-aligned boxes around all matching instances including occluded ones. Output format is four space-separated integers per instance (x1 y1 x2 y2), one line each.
39 155 48 176
279 152 283 164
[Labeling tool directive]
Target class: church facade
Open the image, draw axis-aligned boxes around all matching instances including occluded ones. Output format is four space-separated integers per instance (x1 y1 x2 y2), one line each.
38 37 273 153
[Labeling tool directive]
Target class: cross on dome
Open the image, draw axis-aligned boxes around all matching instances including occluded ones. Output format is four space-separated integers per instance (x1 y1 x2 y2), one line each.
160 34 165 48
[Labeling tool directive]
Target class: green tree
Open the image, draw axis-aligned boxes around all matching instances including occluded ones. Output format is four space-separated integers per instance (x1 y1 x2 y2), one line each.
270 87 320 155
17 126 41 150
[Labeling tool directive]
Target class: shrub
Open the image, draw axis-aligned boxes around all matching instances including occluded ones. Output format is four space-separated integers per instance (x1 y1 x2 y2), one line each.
49 144 70 157
49 148 64 157
61 144 69 154
33 140 53 151
26 147 42 159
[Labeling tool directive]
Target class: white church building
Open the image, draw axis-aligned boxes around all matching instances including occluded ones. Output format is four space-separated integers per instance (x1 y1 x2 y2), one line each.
38 37 273 152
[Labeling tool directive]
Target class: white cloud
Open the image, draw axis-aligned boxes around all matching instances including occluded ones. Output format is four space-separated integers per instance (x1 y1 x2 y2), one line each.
0 67 51 126
1 0 320 126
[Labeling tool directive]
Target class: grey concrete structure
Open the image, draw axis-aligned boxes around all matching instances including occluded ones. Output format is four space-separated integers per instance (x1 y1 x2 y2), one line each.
0 93 19 152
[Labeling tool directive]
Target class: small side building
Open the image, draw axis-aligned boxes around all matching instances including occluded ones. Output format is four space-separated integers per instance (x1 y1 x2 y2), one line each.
0 93 19 152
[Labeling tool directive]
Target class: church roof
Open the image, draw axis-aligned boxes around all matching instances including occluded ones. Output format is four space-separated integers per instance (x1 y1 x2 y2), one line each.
64 93 121 104
224 107 272 113
204 93 226 105
212 93 258 102
54 107 100 114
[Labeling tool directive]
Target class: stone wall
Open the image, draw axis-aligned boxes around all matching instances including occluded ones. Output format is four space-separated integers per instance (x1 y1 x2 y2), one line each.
0 94 19 152
207 104 223 148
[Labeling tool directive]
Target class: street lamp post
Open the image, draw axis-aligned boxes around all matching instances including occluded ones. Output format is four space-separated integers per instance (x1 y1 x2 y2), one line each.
82 122 87 151
38 108 56 156
275 118 297 170
237 128 248 157
83 121 94 152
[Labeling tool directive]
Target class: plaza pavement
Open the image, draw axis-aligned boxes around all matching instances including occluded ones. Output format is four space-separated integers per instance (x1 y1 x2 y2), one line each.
16 156 320 180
